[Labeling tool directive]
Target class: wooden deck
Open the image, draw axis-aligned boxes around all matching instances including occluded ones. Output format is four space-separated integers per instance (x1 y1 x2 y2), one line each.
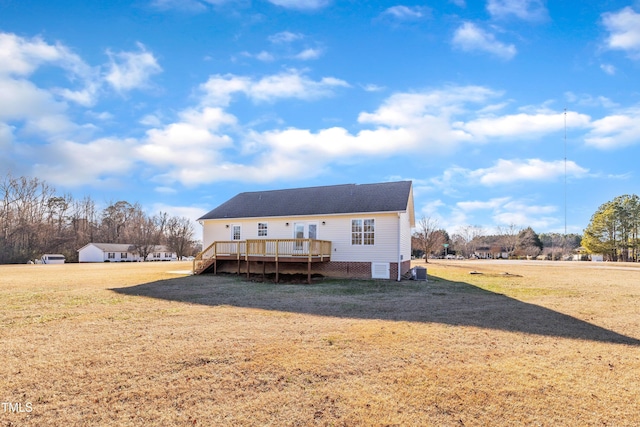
193 239 332 283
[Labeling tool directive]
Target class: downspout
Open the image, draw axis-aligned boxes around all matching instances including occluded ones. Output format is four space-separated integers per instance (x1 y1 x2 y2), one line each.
397 212 402 281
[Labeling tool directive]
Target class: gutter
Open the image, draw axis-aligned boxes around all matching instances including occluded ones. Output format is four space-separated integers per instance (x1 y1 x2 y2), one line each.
397 212 402 281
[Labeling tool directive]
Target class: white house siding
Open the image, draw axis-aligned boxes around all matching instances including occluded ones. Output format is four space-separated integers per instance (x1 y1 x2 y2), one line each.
78 244 108 262
201 211 408 265
78 243 175 262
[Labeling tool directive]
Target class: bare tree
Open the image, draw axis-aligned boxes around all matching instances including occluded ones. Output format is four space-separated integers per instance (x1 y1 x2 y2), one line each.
0 173 203 264
413 217 445 262
166 216 195 260
128 205 161 261
496 223 520 258
452 225 484 258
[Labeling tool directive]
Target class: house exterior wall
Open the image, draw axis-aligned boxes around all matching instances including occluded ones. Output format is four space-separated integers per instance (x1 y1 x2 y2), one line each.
145 251 178 261
200 210 413 280
78 243 176 262
202 212 407 263
78 244 107 262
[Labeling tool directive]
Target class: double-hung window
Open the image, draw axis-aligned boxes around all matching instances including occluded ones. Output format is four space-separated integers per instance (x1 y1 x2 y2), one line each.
258 222 268 237
351 219 375 245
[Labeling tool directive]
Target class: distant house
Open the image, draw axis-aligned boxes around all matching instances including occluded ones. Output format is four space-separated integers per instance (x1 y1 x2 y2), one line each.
473 245 509 259
195 181 415 281
78 243 177 263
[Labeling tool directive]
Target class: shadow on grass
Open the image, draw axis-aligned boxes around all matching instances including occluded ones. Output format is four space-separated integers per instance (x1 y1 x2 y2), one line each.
111 273 640 346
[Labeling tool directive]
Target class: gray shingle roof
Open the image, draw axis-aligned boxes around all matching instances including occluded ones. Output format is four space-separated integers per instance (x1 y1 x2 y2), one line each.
198 181 412 220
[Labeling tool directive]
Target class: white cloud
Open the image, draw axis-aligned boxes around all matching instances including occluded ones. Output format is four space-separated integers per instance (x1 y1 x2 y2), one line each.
268 31 304 44
255 51 276 62
492 200 557 229
200 69 349 106
458 110 591 141
136 107 237 184
452 22 516 60
104 43 162 92
150 0 208 12
0 123 14 150
456 196 557 229
0 76 78 138
295 48 322 60
359 85 500 127
600 63 616 75
564 92 618 109
602 7 640 59
382 5 428 20
361 83 385 92
585 108 640 149
469 158 588 185
140 107 235 164
0 32 90 77
487 0 548 22
0 32 99 106
32 137 137 186
267 0 330 10
457 197 510 211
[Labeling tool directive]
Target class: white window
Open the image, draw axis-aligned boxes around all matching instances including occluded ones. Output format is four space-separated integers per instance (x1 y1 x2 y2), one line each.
121 253 128 259
352 219 375 246
258 222 268 237
232 225 241 240
108 252 115 259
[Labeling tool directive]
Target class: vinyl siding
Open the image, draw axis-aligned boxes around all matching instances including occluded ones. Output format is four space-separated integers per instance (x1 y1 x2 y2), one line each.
201 211 408 264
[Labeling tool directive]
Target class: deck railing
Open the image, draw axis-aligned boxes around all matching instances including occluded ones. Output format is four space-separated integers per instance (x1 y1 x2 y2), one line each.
193 239 332 274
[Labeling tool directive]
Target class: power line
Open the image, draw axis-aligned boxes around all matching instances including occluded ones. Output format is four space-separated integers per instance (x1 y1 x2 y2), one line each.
564 108 567 237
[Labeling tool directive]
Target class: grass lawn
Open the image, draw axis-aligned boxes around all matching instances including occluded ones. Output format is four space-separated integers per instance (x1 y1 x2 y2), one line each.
1 260 639 426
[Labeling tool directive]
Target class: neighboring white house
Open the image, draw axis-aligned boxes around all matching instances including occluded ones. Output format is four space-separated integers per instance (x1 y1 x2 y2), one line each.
197 181 415 280
78 243 177 263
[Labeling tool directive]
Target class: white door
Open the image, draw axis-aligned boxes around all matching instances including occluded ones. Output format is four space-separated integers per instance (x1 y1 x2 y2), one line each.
293 222 318 239
293 222 318 251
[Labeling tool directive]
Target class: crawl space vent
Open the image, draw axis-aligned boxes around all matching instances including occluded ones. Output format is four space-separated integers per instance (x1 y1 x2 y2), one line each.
371 262 390 279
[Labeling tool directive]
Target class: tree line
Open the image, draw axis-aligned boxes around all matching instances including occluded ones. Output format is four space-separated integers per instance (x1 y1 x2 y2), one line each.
412 217 582 262
0 173 199 264
582 194 639 262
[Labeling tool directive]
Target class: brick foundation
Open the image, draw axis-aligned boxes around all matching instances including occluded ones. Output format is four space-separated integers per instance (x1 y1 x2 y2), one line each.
212 259 411 280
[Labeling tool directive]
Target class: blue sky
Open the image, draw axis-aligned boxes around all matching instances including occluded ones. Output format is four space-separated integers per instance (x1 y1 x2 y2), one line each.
1 0 640 240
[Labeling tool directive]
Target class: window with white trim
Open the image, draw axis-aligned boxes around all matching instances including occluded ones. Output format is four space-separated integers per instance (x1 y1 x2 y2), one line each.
258 222 268 237
108 252 115 259
351 219 375 245
121 253 128 259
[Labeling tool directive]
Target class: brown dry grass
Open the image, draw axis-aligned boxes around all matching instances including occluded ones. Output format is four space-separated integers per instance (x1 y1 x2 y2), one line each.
1 260 640 426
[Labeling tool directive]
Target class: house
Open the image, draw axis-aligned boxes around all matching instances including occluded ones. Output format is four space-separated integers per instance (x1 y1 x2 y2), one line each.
195 181 415 281
473 245 509 259
78 243 177 263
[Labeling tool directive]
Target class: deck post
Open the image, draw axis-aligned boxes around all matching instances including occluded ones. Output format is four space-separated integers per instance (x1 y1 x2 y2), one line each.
275 239 279 283
308 240 312 284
